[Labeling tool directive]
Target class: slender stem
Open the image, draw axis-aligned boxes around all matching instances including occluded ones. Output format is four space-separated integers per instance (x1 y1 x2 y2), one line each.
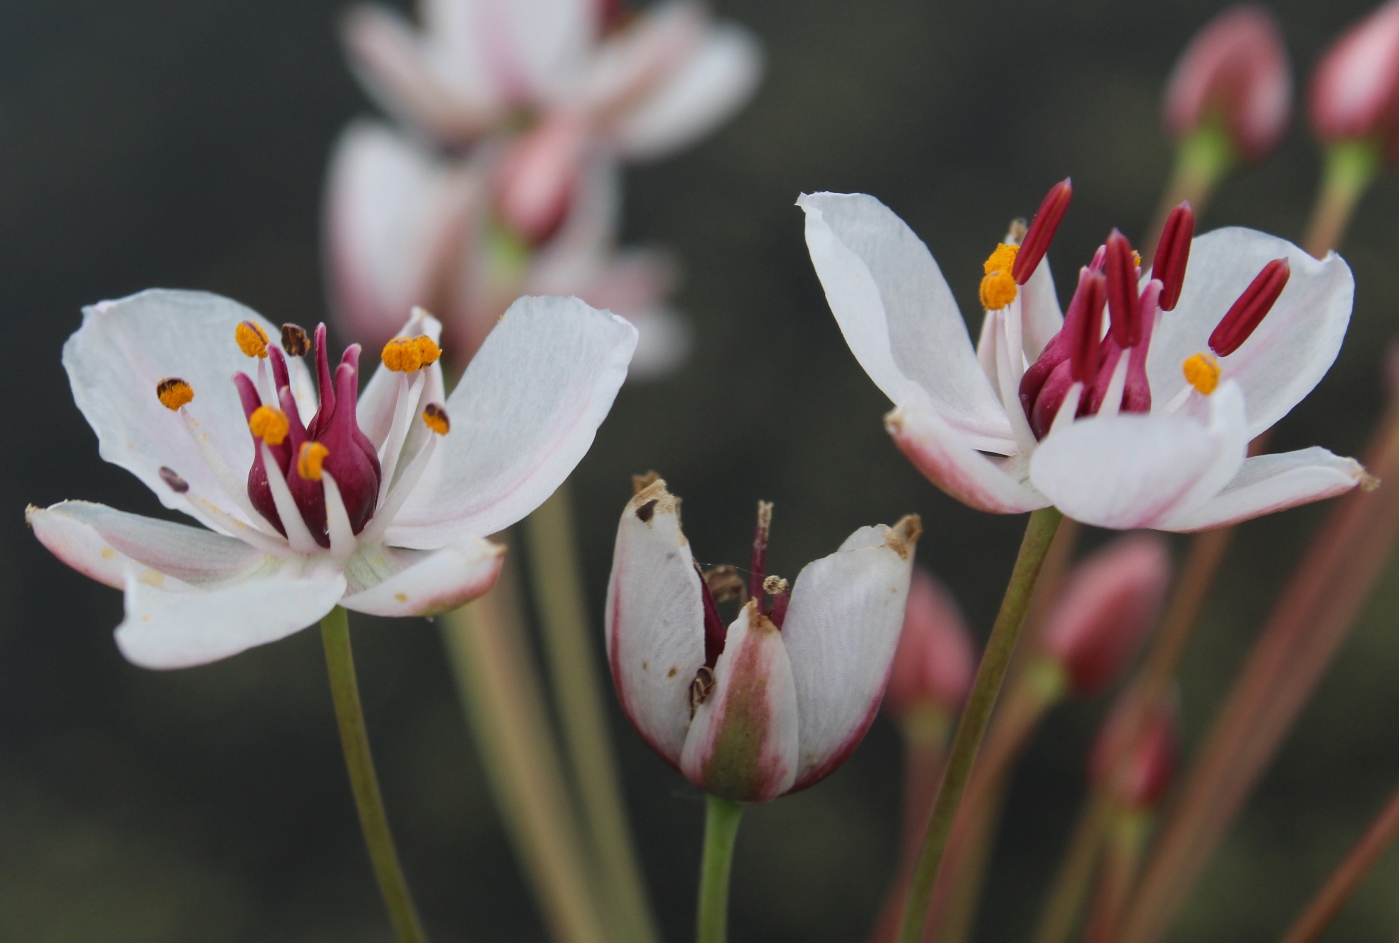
1031 792 1112 943
697 795 745 943
440 556 611 943
1141 124 1236 264
1083 809 1150 943
320 606 427 943
1278 780 1399 943
526 482 659 943
895 506 1064 943
1303 139 1382 259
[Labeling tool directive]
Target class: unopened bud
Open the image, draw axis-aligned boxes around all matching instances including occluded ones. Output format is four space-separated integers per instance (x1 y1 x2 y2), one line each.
494 113 587 246
884 568 976 719
1040 535 1171 697
1090 696 1179 810
1309 0 1399 146
1164 6 1292 161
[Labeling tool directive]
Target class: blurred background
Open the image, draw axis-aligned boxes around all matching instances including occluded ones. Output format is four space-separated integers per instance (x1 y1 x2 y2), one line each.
3 0 1399 940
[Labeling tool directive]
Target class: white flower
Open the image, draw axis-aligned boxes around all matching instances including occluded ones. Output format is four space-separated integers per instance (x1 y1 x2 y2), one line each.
606 478 920 802
799 190 1368 531
28 290 636 668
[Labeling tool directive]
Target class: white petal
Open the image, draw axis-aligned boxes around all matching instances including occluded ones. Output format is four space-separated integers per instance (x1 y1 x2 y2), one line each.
1158 447 1368 531
885 402 1049 514
324 121 482 351
498 0 595 100
1145 227 1353 438
782 519 919 791
340 536 505 616
1020 254 1063 360
115 567 347 669
28 501 268 590
624 306 692 381
612 21 763 161
799 192 1014 448
386 295 637 547
419 0 497 107
1030 383 1249 530
64 290 303 533
604 480 707 766
681 602 799 802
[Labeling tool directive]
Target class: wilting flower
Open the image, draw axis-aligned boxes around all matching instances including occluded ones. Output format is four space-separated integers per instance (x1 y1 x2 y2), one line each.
1163 5 1292 162
799 186 1368 531
606 477 920 802
1309 0 1399 153
28 290 636 668
884 567 974 720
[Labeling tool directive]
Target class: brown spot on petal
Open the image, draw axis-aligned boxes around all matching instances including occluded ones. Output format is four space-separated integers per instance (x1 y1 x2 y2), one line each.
884 514 923 560
667 666 678 678
636 499 657 523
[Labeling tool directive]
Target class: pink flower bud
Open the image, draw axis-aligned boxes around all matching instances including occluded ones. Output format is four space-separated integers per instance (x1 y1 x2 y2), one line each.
884 568 976 719
1309 0 1399 146
1089 696 1178 809
1040 535 1171 697
493 112 588 246
1163 6 1292 161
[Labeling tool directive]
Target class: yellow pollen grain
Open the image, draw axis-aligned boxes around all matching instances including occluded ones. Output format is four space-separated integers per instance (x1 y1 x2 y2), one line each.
979 243 1020 310
413 335 442 366
298 441 329 481
248 405 290 445
236 320 270 359
1132 250 1142 269
156 377 194 411
1182 352 1221 395
422 403 450 435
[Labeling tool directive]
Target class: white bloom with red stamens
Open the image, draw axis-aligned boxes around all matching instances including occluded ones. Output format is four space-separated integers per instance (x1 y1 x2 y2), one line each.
606 478 920 802
799 186 1367 532
28 290 636 669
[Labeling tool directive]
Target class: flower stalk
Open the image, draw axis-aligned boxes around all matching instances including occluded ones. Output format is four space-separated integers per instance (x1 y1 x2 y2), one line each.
320 605 427 943
1304 139 1382 258
697 795 746 943
896 506 1063 943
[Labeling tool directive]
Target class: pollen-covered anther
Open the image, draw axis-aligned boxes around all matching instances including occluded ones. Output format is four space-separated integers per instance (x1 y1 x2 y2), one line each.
235 320 270 359
762 574 789 596
980 243 1021 310
381 335 443 372
281 323 310 357
248 405 290 445
297 442 329 481
422 402 450 435
156 377 194 411
1182 352 1221 395
158 467 190 493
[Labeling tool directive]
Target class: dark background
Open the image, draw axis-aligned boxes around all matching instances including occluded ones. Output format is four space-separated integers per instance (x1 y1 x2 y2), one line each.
3 1 1399 940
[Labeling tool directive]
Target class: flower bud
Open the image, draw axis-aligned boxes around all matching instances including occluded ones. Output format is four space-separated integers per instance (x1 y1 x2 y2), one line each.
884 568 975 720
1040 535 1171 697
1163 6 1292 161
1309 0 1399 147
1090 696 1178 810
493 112 588 246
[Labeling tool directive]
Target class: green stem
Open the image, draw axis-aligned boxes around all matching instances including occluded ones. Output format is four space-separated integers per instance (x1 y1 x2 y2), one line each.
895 506 1064 943
1303 139 1382 258
320 606 427 943
1142 124 1236 264
526 482 659 943
697 795 746 943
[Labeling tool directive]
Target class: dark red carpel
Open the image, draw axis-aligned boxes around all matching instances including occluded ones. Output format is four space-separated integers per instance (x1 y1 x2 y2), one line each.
1105 230 1142 347
1153 202 1195 311
1209 258 1291 356
1068 272 1106 382
1012 177 1072 284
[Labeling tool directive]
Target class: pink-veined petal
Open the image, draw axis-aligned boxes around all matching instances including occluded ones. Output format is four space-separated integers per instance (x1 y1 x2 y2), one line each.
1157 446 1369 532
604 479 707 766
1020 252 1064 360
782 518 920 791
340 536 504 616
115 567 347 670
800 192 1015 451
1145 227 1352 438
680 601 799 802
886 402 1049 514
386 295 636 547
1030 382 1249 530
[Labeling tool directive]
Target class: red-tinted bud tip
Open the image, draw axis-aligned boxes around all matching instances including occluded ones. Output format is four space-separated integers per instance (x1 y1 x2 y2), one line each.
1309 0 1399 145
1041 535 1171 697
1208 257 1291 356
1012 178 1073 284
1153 202 1196 311
494 114 586 246
1165 5 1292 162
1067 272 1107 383
884 568 976 719
1090 696 1179 810
1105 230 1142 348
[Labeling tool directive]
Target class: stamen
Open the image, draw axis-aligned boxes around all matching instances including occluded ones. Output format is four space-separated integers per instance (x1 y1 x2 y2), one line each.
248 405 290 445
749 500 773 603
765 575 791 628
422 403 451 435
979 243 1020 310
235 320 270 359
281 323 310 357
1209 258 1291 356
762 575 788 596
1182 353 1221 395
381 335 444 372
1154 202 1195 311
159 467 190 493
297 442 329 481
1105 230 1142 347
156 377 193 411
320 472 358 559
1012 177 1072 284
